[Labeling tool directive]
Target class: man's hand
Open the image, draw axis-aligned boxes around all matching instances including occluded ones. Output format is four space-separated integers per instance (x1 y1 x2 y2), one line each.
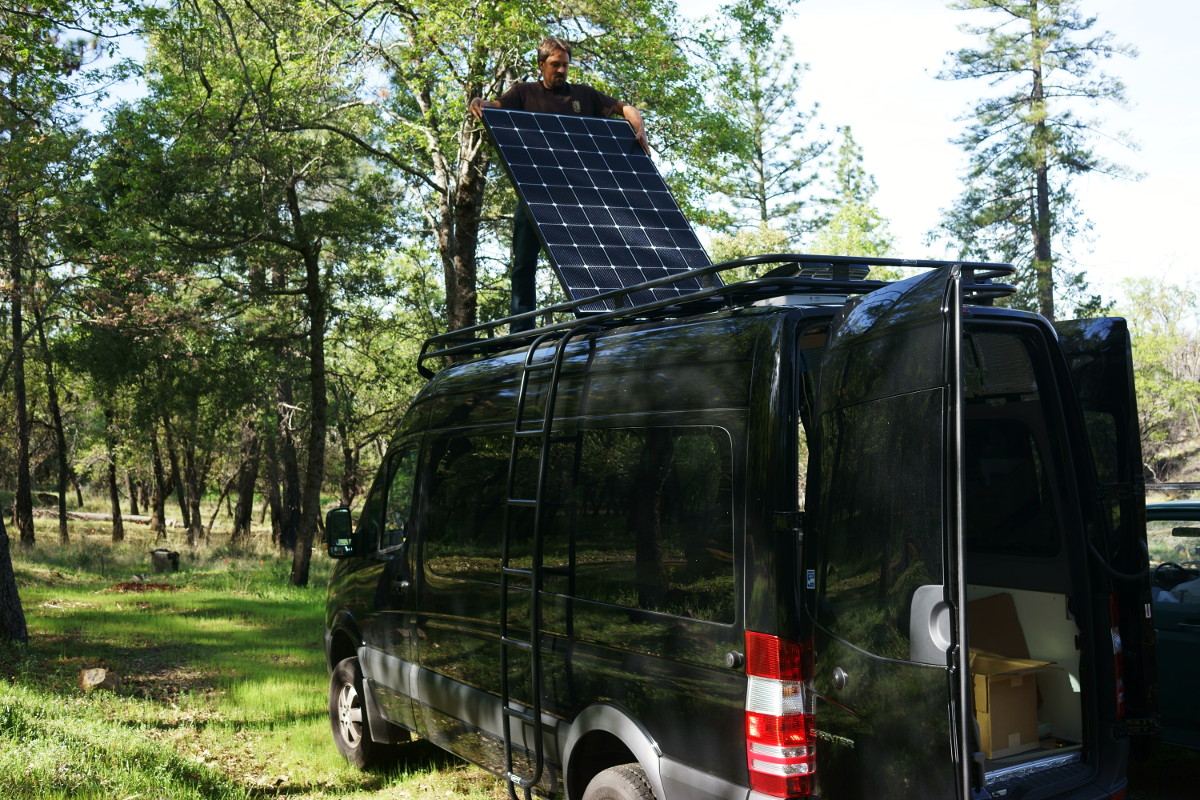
469 97 499 119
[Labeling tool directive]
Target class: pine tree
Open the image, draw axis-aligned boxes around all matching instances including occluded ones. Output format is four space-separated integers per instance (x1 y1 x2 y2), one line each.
810 127 893 259
703 33 828 241
935 0 1135 320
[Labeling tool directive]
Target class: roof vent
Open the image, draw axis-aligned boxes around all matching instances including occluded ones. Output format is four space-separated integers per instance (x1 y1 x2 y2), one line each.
797 263 870 281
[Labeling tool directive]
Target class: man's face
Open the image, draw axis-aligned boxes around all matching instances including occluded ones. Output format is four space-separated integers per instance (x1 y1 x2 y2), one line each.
539 49 570 89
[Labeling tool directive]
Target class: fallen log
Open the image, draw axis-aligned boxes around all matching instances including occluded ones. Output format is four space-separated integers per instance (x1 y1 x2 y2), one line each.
30 509 180 527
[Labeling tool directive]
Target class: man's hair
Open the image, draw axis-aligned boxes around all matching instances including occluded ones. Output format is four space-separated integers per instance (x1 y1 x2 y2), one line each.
537 37 572 64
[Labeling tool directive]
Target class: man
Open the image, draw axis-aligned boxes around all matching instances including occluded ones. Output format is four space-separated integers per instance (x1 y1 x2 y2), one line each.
470 36 649 331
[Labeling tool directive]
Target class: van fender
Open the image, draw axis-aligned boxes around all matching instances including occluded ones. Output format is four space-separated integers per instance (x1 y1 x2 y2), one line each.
562 703 664 800
326 609 364 670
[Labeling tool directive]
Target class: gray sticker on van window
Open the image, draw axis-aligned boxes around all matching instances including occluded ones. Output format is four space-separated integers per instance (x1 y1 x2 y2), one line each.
807 570 816 589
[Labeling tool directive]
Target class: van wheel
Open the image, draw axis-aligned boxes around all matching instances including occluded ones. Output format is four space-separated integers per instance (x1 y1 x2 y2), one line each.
329 656 396 769
582 764 656 800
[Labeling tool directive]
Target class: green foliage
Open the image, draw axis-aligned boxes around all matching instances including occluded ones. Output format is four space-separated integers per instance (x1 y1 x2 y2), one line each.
1118 277 1200 482
699 29 827 236
708 225 792 281
934 0 1136 319
810 126 894 260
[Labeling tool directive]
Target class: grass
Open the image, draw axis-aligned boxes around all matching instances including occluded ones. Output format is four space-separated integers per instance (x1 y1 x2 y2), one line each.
5 513 1200 799
1 518 507 800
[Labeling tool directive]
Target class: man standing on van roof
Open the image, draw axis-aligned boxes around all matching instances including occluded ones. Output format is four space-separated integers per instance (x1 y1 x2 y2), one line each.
469 36 649 332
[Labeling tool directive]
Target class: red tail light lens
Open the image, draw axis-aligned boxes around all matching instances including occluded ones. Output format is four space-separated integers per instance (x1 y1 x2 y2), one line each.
745 632 814 797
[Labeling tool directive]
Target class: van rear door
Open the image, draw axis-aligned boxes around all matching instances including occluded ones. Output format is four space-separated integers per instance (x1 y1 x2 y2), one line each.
807 267 973 799
1054 317 1158 744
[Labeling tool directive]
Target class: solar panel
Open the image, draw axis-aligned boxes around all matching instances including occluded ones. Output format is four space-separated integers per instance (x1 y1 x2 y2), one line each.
482 108 715 311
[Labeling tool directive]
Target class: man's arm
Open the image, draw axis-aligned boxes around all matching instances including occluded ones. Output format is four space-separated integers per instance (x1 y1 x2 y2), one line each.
613 101 649 153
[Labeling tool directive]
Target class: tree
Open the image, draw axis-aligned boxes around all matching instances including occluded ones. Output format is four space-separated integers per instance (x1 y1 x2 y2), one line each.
93 0 400 584
1119 277 1200 482
709 225 791 266
702 32 827 240
338 0 760 331
0 510 25 643
810 126 893 259
935 0 1135 320
0 0 132 640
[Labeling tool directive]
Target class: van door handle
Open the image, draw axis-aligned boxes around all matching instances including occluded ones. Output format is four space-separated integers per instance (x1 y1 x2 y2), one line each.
392 579 411 593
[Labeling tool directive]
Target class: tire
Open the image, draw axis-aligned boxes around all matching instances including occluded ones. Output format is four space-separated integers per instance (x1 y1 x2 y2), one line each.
329 656 398 769
582 763 656 800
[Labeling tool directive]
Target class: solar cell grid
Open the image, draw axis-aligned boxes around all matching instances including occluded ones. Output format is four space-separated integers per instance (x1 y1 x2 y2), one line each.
482 107 715 311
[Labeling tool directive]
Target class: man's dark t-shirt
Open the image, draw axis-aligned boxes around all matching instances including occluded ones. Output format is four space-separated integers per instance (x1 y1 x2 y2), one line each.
497 81 620 118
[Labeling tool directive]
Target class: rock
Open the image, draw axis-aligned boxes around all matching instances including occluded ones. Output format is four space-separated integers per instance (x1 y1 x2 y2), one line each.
79 668 121 693
150 549 180 573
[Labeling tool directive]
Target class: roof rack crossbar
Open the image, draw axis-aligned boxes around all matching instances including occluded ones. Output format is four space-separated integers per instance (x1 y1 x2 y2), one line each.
416 254 1016 377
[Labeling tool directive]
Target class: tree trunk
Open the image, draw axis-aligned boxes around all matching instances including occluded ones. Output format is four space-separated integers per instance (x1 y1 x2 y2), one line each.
149 425 169 538
162 418 191 531
337 409 356 507
103 405 125 543
182 438 203 547
262 422 284 546
32 303 69 545
1030 11 1055 321
289 184 327 588
441 116 489 332
127 474 140 516
230 417 261 547
275 376 302 552
8 208 35 547
0 511 28 643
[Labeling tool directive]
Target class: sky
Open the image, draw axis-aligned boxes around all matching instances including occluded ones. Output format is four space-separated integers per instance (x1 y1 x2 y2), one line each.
694 0 1199 308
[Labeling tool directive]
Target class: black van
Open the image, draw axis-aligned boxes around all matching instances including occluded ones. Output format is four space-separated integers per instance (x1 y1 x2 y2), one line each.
323 256 1156 800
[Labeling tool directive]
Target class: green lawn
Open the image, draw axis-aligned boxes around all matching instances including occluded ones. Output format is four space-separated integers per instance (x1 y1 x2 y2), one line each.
4 519 1198 798
0 521 505 800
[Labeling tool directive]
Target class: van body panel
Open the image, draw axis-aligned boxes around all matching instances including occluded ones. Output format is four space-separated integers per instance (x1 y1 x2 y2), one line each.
325 262 1152 799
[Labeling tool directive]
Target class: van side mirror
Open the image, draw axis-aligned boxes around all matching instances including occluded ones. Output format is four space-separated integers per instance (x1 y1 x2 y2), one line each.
326 507 357 558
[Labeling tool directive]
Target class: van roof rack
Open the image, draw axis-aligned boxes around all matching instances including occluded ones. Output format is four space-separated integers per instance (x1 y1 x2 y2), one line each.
417 253 1016 378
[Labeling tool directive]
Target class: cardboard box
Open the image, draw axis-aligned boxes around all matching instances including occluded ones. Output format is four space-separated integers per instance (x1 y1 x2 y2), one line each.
971 653 1053 758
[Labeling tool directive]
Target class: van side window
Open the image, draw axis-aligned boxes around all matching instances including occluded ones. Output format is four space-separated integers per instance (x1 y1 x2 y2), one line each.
381 448 419 551
425 435 511 582
546 426 736 623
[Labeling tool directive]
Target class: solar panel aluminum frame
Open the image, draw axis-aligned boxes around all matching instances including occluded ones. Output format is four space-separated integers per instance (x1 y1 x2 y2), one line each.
482 107 718 312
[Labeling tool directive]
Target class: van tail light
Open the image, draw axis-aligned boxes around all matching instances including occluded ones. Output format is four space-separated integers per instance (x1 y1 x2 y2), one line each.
745 631 814 797
1109 595 1125 721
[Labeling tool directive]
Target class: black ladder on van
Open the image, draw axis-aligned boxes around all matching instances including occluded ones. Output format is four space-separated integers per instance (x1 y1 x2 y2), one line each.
499 323 595 800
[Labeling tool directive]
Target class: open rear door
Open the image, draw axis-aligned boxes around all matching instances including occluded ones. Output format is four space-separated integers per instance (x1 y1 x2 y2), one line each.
807 266 975 798
1055 318 1158 747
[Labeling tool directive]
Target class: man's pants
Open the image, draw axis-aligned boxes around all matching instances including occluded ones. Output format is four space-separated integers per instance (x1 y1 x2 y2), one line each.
511 204 540 332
